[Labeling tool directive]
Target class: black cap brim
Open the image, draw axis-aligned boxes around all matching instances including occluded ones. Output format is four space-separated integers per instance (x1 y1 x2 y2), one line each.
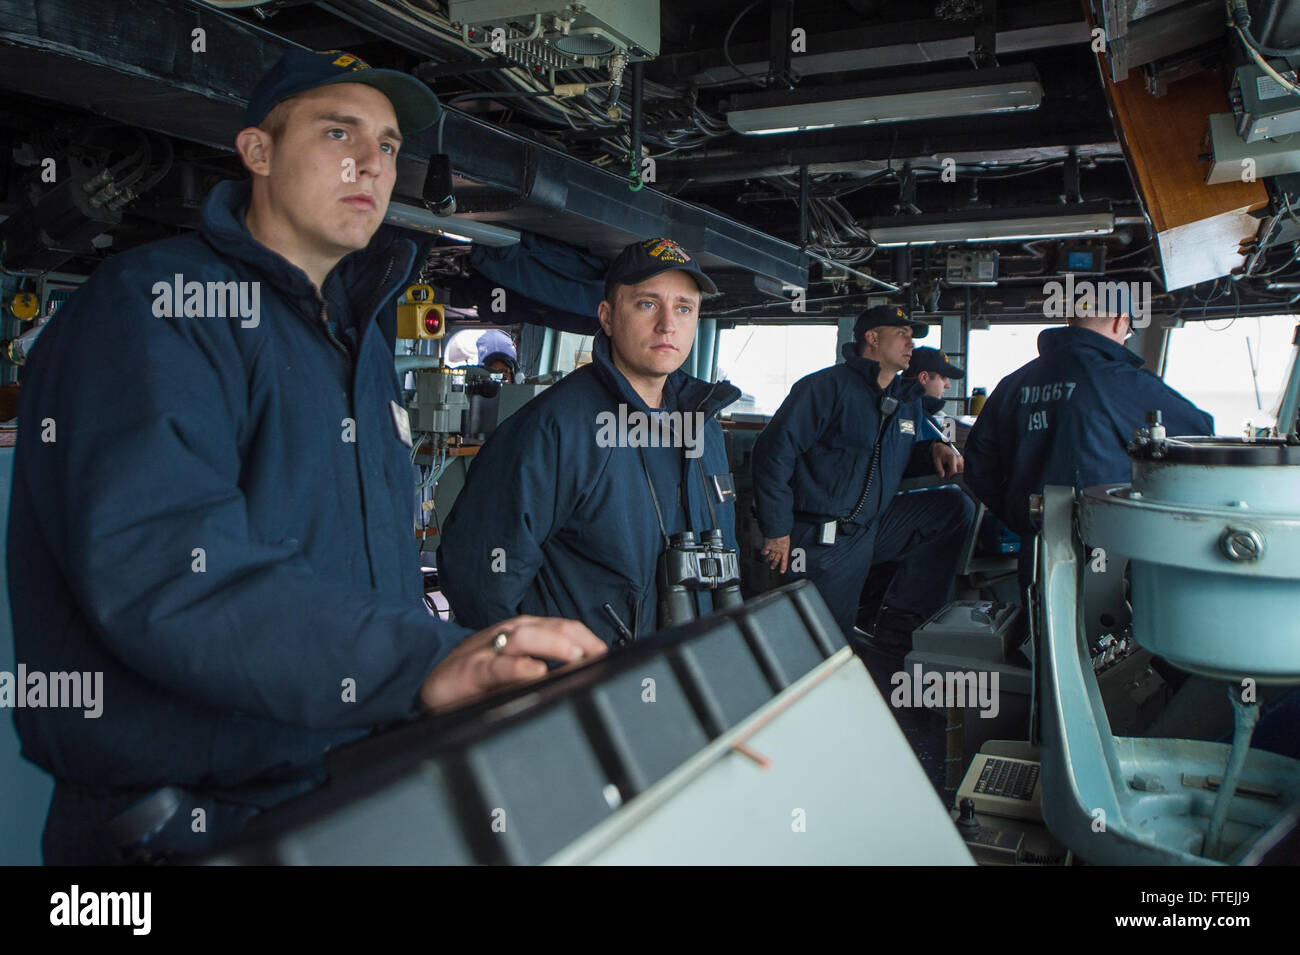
853 319 930 340
319 70 442 135
617 263 718 296
906 350 964 377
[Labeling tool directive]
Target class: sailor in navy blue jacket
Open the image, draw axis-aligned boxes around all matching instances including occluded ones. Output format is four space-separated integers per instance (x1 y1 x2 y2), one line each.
439 238 740 645
902 345 966 443
751 306 973 642
7 50 602 864
965 312 1215 538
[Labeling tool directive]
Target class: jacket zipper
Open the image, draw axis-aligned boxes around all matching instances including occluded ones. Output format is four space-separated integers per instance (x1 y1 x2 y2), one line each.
319 301 349 359
371 257 395 319
315 254 398 360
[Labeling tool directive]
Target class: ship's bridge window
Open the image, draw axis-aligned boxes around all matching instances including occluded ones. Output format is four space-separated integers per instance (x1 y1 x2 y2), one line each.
553 331 595 373
717 323 839 417
1161 315 1297 435
965 322 1058 402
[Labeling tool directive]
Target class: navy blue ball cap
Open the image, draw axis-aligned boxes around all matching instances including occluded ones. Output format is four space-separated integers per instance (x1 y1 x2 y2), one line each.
905 346 964 379
605 237 718 297
244 49 442 135
853 304 929 340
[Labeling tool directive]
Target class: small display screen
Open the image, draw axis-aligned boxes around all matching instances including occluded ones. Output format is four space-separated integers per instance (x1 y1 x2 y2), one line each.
1067 251 1095 270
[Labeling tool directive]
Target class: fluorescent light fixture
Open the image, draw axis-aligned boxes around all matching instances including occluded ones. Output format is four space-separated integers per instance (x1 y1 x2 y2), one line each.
726 64 1042 136
384 202 521 247
867 204 1115 248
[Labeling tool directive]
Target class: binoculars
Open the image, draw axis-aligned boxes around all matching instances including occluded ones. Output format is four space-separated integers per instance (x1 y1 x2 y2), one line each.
657 528 743 628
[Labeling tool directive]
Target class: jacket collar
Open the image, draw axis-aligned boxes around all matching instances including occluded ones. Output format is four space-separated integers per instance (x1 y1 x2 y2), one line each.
590 331 740 415
198 179 416 319
840 341 883 389
1038 325 1143 367
921 394 946 415
839 341 923 400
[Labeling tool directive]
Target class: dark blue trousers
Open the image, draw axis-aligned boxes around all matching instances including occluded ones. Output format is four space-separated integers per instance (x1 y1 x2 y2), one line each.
788 486 975 635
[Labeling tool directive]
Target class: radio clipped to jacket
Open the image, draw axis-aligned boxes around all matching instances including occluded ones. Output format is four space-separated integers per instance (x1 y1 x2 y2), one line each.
820 394 900 545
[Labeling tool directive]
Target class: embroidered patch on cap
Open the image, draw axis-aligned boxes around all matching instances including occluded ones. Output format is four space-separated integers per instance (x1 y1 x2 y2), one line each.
644 238 690 265
331 52 371 71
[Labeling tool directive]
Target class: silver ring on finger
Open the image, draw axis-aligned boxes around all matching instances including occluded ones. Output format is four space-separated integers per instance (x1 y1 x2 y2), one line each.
491 631 509 654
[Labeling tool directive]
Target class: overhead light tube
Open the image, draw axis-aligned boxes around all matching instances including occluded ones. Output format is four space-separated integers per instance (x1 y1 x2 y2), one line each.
384 202 521 247
867 206 1115 247
725 64 1043 136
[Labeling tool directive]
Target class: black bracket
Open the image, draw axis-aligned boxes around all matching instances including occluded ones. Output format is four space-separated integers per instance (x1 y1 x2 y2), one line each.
422 154 456 217
894 164 919 216
767 0 797 90
798 164 810 247
1062 151 1081 204
968 0 999 69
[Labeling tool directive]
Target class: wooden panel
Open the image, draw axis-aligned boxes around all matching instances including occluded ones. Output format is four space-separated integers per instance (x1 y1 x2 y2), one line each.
1089 5 1268 290
1106 69 1265 235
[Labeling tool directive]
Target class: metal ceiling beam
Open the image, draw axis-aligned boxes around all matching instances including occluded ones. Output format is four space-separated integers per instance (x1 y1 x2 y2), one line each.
411 109 808 284
0 0 809 287
656 110 1121 185
648 1 1091 87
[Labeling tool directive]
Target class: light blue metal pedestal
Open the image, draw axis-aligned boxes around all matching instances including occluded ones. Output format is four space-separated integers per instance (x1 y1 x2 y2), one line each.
1037 484 1300 865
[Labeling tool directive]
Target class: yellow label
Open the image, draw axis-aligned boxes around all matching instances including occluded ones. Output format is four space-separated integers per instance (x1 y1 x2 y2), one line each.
9 292 38 320
330 52 370 71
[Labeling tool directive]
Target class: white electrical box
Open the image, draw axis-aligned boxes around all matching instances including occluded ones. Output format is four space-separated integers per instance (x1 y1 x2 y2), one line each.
946 250 999 285
448 0 660 60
